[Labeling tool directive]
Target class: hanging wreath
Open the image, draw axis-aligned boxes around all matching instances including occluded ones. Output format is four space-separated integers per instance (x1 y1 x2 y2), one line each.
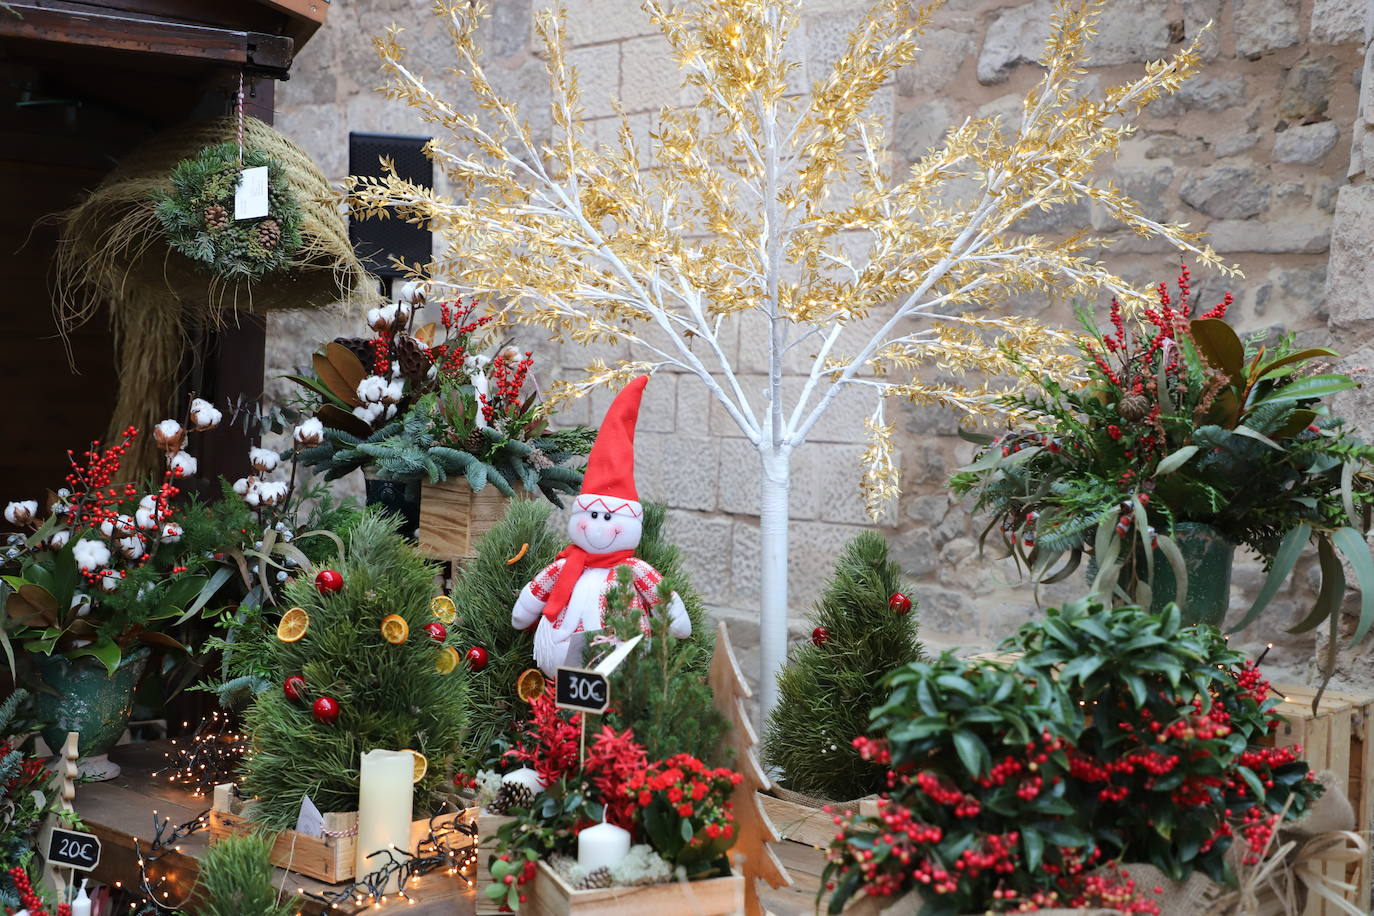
152 142 304 280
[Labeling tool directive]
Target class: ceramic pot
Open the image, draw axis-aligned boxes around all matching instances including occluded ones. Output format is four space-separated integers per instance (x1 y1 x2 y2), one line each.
30 647 150 781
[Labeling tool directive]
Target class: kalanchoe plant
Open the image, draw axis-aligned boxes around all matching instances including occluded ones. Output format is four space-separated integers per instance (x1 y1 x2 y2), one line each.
950 268 1374 638
289 289 593 502
822 600 1323 916
1 404 229 676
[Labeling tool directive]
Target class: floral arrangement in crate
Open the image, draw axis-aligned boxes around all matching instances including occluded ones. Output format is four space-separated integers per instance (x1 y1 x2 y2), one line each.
0 400 232 675
289 284 593 501
951 268 1374 635
822 600 1323 916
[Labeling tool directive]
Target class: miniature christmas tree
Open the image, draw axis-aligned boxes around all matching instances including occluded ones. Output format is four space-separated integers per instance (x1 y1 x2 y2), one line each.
239 512 467 829
197 834 295 916
762 531 923 801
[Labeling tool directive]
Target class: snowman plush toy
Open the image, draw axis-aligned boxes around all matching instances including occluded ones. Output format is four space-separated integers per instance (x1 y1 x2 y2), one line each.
511 376 691 676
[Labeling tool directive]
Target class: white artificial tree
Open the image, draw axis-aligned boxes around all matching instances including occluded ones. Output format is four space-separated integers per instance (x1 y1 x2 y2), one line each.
350 0 1228 718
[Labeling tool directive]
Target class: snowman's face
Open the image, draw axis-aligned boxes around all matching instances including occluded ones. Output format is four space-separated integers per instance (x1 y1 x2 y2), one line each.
568 495 642 554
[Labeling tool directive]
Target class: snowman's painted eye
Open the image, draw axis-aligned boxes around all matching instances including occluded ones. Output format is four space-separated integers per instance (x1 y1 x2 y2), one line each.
590 511 600 519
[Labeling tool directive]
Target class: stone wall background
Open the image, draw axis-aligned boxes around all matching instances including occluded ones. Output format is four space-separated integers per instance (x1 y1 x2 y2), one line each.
271 0 1372 693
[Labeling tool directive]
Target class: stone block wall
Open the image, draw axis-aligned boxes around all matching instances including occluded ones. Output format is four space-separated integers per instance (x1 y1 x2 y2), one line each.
272 0 1369 693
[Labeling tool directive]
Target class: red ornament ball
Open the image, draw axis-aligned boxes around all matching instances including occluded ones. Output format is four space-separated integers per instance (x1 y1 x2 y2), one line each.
464 646 489 672
422 622 448 643
312 695 341 725
888 592 912 615
283 675 307 703
314 569 344 593
811 626 830 647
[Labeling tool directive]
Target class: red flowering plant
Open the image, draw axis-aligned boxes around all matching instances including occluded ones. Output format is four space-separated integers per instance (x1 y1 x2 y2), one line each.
627 753 741 879
2 411 227 677
290 288 593 502
951 267 1374 634
822 600 1322 916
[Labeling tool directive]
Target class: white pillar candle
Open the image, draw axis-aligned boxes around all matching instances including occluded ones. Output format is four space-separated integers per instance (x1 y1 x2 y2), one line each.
501 766 545 797
577 820 630 873
356 749 414 892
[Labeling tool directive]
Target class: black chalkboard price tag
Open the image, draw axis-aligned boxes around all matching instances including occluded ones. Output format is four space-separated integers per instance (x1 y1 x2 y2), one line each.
555 667 609 714
47 826 101 871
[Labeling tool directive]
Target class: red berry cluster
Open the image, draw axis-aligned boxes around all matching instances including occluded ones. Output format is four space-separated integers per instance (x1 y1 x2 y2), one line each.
6 866 71 916
503 693 582 785
479 350 536 426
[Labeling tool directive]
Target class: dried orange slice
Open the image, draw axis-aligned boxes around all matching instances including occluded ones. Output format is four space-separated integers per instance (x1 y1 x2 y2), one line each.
403 749 428 783
430 595 457 624
380 613 409 645
435 646 460 675
506 542 530 566
276 607 309 642
516 668 547 703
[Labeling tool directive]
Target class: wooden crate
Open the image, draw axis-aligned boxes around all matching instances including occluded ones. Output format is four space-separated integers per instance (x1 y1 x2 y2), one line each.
208 784 476 885
418 480 510 560
758 792 863 849
1266 684 1374 916
474 812 515 915
526 860 743 916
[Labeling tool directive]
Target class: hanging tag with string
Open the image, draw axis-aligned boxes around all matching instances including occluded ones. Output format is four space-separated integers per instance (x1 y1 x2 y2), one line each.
233 73 270 220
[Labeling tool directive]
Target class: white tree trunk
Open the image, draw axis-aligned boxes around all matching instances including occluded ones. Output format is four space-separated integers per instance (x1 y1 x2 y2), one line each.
757 447 791 722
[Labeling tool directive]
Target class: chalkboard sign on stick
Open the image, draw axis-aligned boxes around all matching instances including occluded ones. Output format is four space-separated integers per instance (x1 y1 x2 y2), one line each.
555 667 609 714
46 827 101 871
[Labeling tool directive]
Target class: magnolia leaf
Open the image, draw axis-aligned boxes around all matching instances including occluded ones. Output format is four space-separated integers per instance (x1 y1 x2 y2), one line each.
1154 445 1199 475
137 631 187 652
67 638 121 677
325 341 368 398
1231 524 1311 633
1333 527 1374 644
1191 319 1245 386
1155 536 1188 615
1257 348 1338 379
317 404 372 438
6 584 59 628
1272 409 1317 440
313 351 363 407
1232 425 1282 450
1253 373 1357 407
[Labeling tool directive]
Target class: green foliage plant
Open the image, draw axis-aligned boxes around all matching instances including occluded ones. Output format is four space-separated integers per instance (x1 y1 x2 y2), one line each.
152 143 302 280
822 600 1323 915
196 833 295 916
951 269 1374 644
761 531 924 801
239 511 467 829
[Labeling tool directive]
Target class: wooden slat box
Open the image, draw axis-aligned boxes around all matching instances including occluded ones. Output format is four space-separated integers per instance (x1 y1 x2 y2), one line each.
474 812 515 915
208 783 476 885
418 481 510 560
526 860 743 916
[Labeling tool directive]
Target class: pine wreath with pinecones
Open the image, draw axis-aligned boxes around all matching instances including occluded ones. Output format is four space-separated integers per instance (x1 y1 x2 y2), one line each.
152 142 303 280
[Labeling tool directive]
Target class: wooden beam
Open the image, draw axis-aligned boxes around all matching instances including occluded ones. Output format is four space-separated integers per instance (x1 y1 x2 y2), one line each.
0 4 295 75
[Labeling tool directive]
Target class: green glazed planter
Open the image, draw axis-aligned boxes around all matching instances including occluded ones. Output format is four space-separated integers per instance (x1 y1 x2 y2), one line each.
1088 522 1235 628
30 647 150 781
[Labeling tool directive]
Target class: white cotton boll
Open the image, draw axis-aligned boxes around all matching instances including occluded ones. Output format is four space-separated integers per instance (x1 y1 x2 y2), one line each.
398 280 427 305
232 476 252 496
257 481 289 507
113 514 136 535
294 418 324 447
118 535 145 560
393 302 412 325
135 507 157 530
188 397 223 431
153 419 185 451
98 571 120 594
99 519 114 538
367 307 389 332
161 523 182 543
3 500 37 526
72 593 91 616
250 447 280 473
356 375 388 404
48 530 70 550
139 494 157 511
381 379 404 405
384 404 397 420
72 539 111 572
352 402 383 424
168 451 198 478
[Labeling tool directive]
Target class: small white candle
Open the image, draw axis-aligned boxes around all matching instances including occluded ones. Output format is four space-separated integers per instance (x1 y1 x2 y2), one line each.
577 819 630 873
70 880 91 916
501 766 546 796
356 749 414 892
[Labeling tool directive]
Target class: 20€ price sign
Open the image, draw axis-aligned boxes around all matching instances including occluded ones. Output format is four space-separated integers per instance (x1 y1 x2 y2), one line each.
47 827 101 871
555 667 609 714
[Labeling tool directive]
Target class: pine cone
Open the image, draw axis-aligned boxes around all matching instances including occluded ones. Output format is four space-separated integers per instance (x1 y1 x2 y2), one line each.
1117 393 1151 421
574 867 613 890
488 782 534 815
463 429 489 455
204 204 229 231
333 337 373 366
528 447 553 469
257 218 282 249
395 334 433 383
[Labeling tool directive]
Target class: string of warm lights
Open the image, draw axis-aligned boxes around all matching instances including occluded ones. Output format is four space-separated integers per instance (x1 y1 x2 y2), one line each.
154 712 246 798
125 808 212 912
300 811 479 911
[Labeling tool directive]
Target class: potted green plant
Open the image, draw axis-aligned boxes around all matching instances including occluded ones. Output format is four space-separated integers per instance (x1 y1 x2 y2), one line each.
2 408 226 779
290 288 593 553
951 268 1374 633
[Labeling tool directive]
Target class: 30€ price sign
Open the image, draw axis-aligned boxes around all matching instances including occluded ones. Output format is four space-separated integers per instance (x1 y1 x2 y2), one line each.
47 827 101 872
555 667 609 714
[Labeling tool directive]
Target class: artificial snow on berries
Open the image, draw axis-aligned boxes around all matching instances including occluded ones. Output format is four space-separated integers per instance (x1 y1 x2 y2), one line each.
3 500 36 526
315 569 344 593
250 447 280 473
72 539 111 572
888 592 912 615
168 451 198 478
312 695 341 725
188 397 223 431
293 418 324 447
153 419 185 451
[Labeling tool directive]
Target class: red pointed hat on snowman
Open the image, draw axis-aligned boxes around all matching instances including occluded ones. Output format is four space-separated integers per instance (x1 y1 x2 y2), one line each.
575 374 648 518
